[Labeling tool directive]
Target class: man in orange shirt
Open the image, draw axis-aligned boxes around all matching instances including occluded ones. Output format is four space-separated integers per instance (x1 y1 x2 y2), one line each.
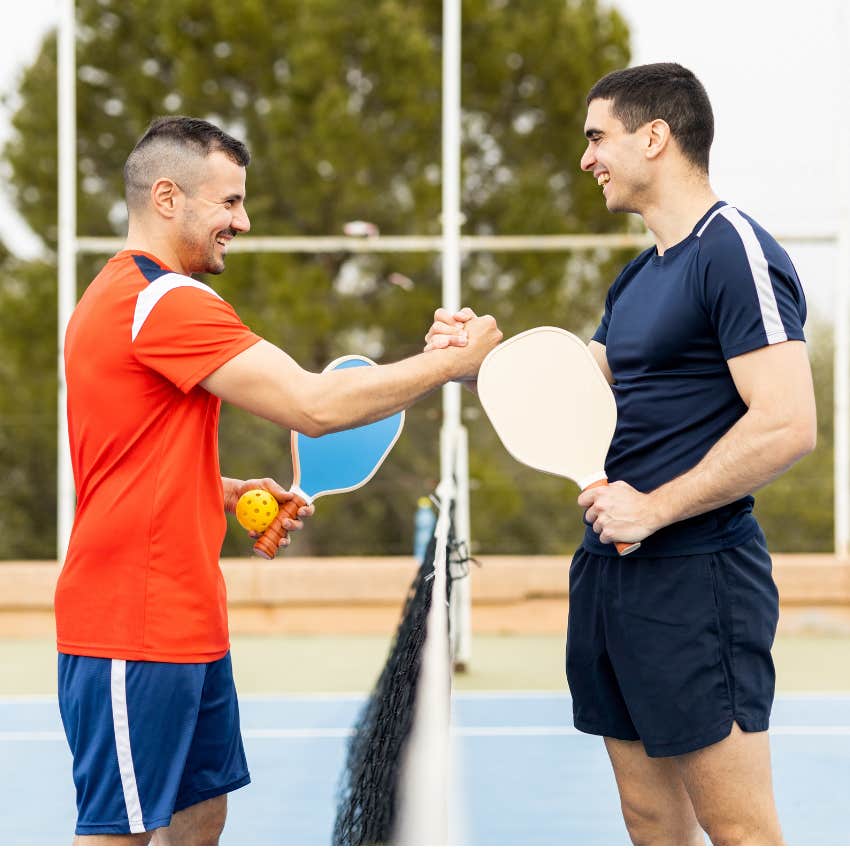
57 116 501 844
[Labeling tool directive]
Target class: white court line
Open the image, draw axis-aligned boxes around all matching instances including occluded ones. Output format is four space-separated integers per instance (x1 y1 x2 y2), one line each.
2 690 850 704
5 725 850 743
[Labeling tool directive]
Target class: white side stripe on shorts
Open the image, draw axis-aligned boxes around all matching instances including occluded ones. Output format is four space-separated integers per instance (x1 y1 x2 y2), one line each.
711 206 788 345
110 660 146 834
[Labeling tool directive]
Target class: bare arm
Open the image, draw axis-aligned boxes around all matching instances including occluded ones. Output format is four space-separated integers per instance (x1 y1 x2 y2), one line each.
581 340 817 544
201 315 501 437
587 340 614 385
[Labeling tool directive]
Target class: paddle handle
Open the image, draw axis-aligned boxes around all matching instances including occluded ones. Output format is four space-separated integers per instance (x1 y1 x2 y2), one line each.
582 478 641 557
253 496 307 560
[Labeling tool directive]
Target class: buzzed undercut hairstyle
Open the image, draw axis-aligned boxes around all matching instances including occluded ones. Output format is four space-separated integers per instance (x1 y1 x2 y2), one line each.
587 63 714 173
123 116 251 212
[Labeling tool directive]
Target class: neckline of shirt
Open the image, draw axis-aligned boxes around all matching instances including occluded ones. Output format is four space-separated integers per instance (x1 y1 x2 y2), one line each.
650 200 728 266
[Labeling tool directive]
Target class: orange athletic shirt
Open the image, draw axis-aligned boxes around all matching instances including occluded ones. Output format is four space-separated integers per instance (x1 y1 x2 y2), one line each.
56 250 261 662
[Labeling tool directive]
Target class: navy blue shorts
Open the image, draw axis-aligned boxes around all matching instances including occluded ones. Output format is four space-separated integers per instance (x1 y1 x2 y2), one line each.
566 532 779 757
58 651 250 835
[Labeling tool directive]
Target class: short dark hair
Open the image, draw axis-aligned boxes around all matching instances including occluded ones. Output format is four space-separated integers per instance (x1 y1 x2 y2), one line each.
123 116 250 210
587 63 714 173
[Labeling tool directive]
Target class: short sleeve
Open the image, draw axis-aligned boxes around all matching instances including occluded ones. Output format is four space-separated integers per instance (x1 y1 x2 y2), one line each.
131 280 261 392
699 209 806 360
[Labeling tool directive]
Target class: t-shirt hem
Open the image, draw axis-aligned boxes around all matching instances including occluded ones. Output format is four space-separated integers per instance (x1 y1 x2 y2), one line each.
580 524 761 558
57 641 231 663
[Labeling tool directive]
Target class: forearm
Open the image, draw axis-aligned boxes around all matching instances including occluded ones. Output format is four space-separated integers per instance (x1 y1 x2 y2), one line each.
302 351 455 435
649 410 814 529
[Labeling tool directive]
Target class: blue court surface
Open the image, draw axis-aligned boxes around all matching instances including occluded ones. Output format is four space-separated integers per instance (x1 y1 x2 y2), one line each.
1 691 848 845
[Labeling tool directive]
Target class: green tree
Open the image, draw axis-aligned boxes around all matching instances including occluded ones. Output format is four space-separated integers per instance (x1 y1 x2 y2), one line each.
0 244 58 558
3 0 637 558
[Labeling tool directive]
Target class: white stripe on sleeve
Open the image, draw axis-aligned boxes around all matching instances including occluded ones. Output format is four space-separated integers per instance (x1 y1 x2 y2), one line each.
131 272 223 342
110 660 146 834
714 207 788 344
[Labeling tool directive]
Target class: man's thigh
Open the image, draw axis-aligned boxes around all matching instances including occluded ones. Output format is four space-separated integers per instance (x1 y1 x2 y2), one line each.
674 722 783 844
152 795 227 846
604 736 704 846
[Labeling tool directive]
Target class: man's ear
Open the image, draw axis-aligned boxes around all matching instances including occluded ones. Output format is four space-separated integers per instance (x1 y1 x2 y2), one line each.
645 118 671 161
150 178 181 219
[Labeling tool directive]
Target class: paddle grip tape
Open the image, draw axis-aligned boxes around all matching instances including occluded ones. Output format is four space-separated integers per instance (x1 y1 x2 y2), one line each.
253 497 307 560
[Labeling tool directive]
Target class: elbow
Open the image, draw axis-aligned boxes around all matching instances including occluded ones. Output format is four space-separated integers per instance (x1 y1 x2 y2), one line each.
280 375 342 437
293 410 333 439
293 398 342 438
797 422 817 458
785 416 817 462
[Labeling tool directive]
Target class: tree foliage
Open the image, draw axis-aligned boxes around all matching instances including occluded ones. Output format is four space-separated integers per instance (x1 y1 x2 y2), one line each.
3 0 635 558
1 0 835 559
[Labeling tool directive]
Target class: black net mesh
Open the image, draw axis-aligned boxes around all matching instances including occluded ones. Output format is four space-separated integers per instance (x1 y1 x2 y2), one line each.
332 511 456 845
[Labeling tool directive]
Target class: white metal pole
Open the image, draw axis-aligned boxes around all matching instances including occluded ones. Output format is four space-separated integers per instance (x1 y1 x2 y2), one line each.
835 0 850 559
451 427 472 668
440 0 472 666
57 0 77 561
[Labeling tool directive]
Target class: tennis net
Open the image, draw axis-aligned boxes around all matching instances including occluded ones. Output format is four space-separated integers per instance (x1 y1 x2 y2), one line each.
332 481 460 845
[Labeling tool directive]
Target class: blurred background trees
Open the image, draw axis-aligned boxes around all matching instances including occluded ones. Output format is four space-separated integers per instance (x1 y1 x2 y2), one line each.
0 0 834 558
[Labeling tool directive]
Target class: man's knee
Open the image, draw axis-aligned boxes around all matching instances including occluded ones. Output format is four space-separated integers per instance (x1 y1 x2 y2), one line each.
620 796 703 845
621 797 666 844
698 814 782 847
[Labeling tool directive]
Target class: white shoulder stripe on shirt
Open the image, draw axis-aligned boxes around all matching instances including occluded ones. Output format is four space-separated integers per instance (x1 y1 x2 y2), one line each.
131 272 223 342
697 206 788 345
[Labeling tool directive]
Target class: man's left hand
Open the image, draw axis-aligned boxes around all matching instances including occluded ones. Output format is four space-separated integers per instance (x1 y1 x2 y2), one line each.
223 476 315 548
577 480 663 546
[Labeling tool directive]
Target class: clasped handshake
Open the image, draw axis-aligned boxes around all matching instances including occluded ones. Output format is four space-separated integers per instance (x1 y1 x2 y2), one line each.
229 307 650 556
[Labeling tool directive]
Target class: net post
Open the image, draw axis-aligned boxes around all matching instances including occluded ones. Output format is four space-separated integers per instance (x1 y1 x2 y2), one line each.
450 425 472 670
57 0 77 562
836 1 850 559
440 0 468 671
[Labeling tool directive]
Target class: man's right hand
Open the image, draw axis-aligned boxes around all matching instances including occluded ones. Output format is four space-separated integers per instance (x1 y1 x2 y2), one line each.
424 307 478 351
426 307 502 382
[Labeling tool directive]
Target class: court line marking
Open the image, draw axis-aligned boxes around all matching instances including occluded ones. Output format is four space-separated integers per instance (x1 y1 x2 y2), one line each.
3 689 849 704
5 725 850 743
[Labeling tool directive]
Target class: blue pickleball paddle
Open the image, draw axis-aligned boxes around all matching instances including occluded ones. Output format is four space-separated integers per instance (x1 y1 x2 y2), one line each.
253 355 405 559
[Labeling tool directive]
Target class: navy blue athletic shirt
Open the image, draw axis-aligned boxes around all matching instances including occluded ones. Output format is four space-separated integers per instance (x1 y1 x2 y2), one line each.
583 201 807 556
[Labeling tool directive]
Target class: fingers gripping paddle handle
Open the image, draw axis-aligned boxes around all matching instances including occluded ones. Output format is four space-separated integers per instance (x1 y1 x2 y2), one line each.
253 497 306 560
582 478 641 557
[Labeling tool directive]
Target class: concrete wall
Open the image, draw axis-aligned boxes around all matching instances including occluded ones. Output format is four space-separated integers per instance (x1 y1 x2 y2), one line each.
2 554 849 638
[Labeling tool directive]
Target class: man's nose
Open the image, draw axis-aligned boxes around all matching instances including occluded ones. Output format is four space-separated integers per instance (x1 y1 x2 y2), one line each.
234 209 250 233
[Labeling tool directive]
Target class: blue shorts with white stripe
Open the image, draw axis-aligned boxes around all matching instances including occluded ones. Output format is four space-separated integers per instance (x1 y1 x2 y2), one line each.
58 651 250 835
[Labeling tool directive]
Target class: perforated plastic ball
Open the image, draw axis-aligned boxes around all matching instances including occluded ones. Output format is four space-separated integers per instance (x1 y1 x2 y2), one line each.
236 489 279 533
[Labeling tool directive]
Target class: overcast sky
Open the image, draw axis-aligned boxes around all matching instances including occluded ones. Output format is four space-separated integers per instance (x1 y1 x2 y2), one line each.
1 0 844 318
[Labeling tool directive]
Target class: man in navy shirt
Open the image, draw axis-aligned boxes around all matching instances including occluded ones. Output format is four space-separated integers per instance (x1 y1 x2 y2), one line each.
427 63 815 844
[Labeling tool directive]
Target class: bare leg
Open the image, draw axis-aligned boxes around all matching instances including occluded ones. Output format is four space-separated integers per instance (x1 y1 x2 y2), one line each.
675 723 783 845
604 737 705 845
150 795 227 846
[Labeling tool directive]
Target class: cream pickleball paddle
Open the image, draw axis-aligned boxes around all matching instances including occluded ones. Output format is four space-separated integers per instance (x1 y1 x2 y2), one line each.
477 326 640 556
